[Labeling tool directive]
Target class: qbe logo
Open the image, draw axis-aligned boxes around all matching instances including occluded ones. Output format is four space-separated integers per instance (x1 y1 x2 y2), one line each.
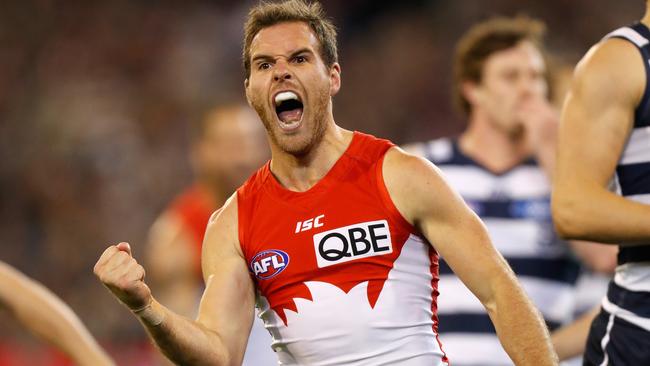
250 249 290 280
312 220 392 268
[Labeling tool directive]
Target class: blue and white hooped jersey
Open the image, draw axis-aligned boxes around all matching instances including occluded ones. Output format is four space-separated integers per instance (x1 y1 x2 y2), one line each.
408 138 579 365
598 23 650 334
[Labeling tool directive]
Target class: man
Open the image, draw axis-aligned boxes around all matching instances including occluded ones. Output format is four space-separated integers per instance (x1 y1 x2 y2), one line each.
93 1 557 365
405 17 616 365
0 260 114 366
146 104 273 365
552 1 650 364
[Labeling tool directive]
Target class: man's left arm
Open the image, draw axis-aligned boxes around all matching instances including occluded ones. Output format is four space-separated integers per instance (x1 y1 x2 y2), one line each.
383 147 557 366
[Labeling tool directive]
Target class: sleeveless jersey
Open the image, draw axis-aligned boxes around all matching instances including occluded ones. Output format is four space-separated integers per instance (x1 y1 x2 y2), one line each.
237 131 448 366
598 23 650 333
411 138 579 365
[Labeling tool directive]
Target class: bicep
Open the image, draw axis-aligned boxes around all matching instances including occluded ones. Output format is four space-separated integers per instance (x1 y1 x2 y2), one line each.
556 40 641 189
416 178 512 304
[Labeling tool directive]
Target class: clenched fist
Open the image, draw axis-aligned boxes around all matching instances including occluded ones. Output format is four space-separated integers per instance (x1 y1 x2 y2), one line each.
94 242 152 312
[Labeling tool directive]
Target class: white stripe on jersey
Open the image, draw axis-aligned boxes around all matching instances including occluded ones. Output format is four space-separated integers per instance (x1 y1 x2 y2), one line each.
598 312 616 366
625 193 650 204
619 126 650 165
426 139 453 162
614 262 650 292
439 166 549 200
601 296 650 332
438 275 575 325
482 218 566 259
605 27 649 47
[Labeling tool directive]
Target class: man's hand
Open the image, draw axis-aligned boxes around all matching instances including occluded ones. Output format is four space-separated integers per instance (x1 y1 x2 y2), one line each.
94 242 152 311
518 97 559 154
517 97 560 177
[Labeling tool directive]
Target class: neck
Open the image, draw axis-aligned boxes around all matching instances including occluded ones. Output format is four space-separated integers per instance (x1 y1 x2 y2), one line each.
459 111 531 174
644 4 650 26
270 124 353 192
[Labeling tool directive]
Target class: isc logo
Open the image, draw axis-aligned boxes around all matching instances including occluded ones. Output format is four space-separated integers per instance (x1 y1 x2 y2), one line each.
250 249 290 280
295 214 325 233
312 220 392 268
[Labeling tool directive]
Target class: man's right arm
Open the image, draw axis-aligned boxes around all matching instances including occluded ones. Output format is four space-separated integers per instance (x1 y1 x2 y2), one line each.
94 194 254 366
552 38 650 244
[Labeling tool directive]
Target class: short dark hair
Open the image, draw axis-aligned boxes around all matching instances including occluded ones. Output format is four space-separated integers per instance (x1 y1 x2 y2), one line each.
242 0 338 78
453 16 546 115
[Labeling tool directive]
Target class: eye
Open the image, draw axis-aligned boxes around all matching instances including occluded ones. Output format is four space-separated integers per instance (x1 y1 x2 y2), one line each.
502 70 518 83
294 55 307 63
258 62 271 70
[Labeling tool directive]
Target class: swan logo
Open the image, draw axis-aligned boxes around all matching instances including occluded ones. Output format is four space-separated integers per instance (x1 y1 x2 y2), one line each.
250 249 290 280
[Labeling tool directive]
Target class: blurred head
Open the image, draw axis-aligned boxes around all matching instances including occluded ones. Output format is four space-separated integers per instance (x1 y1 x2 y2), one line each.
243 0 341 156
453 16 548 135
191 104 269 195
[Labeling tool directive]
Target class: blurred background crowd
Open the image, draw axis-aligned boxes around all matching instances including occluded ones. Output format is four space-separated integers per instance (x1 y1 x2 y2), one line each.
0 0 643 364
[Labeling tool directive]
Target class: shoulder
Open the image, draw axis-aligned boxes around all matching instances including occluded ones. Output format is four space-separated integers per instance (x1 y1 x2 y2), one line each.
382 146 460 224
383 145 440 177
572 36 644 105
202 194 243 275
206 193 238 239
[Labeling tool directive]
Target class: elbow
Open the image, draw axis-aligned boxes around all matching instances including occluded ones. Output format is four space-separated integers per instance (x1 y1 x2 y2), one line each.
551 194 589 240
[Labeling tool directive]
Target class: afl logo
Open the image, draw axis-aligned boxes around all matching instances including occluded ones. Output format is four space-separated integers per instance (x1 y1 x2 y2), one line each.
250 249 290 280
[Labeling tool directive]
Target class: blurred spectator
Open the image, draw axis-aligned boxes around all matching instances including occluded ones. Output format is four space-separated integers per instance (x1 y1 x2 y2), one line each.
146 104 272 365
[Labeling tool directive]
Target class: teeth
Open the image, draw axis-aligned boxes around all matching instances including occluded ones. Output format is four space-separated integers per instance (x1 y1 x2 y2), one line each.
274 91 299 106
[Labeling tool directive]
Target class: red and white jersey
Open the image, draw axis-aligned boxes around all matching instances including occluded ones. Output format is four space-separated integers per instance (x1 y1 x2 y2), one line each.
237 132 448 365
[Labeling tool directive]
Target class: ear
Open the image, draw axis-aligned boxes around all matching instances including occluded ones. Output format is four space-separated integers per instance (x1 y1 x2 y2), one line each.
462 80 482 106
329 63 341 96
244 78 253 107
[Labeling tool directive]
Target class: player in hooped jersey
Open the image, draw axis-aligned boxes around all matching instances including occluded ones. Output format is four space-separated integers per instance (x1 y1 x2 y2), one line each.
552 1 650 364
93 1 557 365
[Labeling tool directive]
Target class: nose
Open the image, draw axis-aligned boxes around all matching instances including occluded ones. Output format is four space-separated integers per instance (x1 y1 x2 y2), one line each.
520 73 545 98
273 61 292 82
517 78 537 101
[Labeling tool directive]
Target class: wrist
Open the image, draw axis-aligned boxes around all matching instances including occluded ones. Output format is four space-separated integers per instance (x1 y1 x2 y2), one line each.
132 299 165 327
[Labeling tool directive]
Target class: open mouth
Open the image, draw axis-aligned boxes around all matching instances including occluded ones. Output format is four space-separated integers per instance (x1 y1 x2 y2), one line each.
274 91 304 130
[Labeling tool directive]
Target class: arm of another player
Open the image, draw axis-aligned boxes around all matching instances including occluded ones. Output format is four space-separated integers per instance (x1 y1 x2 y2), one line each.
383 148 558 366
146 212 202 318
552 38 650 244
93 194 254 366
550 305 600 361
0 261 114 366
